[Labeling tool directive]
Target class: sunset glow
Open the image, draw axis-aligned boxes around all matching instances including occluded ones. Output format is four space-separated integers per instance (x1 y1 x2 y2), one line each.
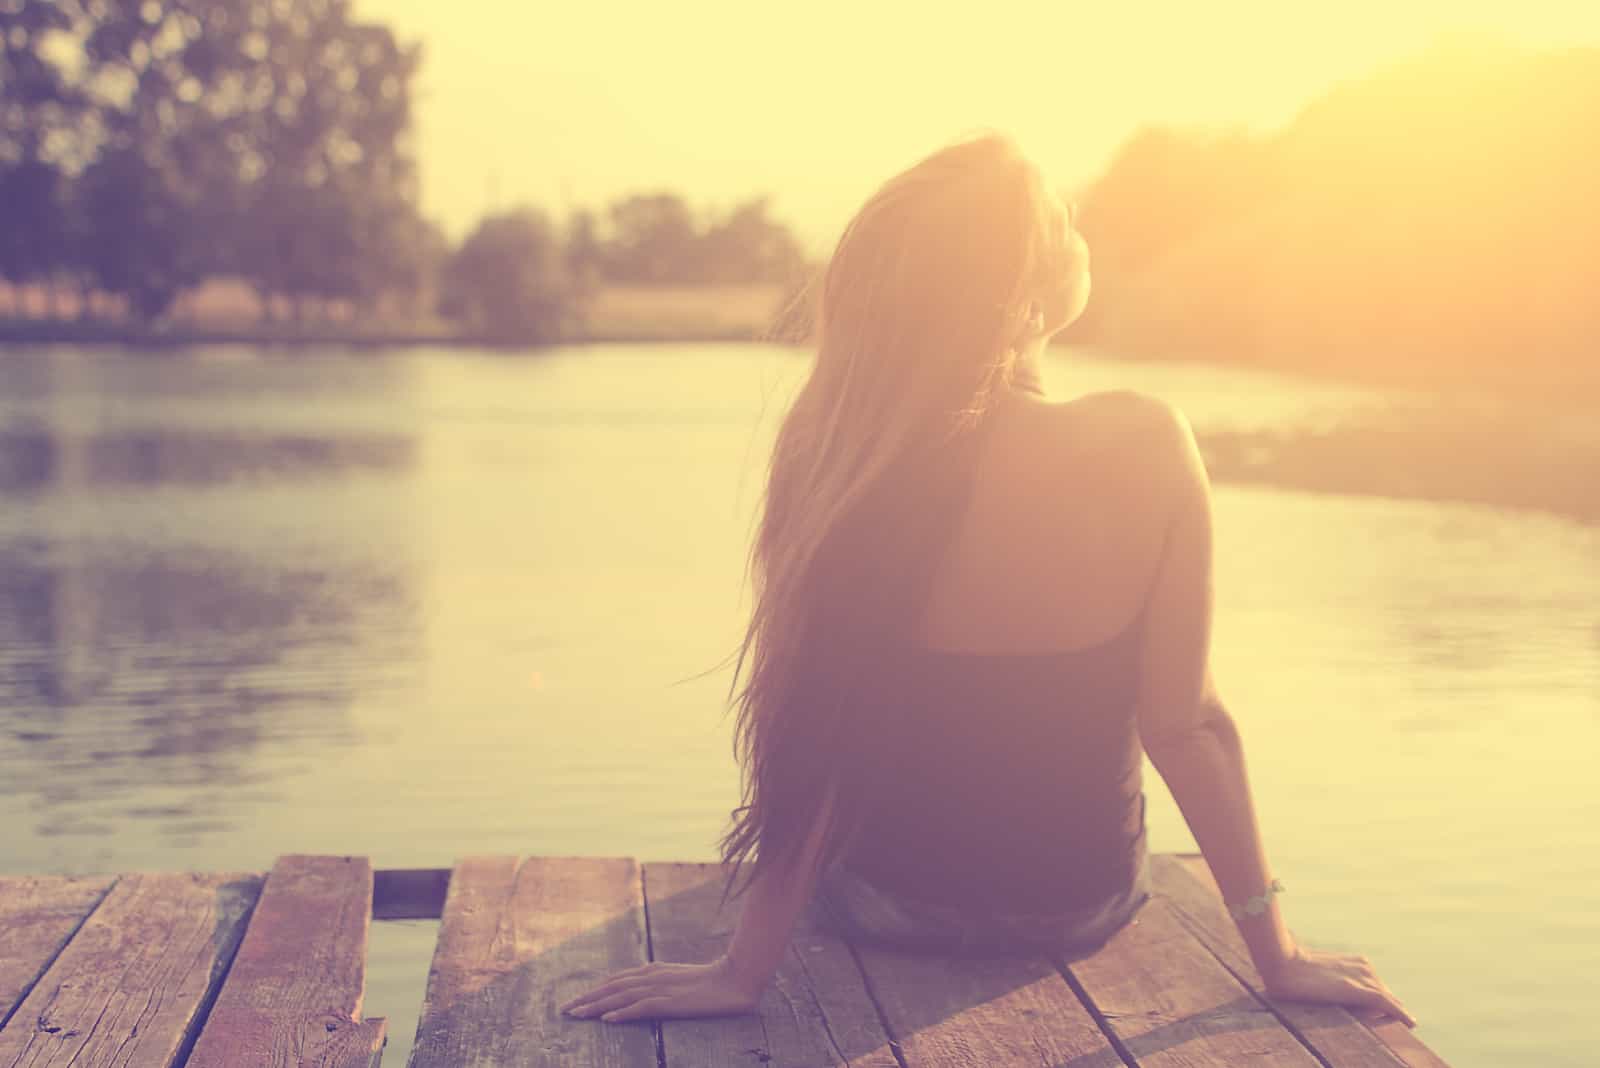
359 0 1600 249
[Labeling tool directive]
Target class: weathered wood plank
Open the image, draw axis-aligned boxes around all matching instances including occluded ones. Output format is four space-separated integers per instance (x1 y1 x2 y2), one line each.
0 871 260 1068
407 856 656 1068
843 888 1116 1068
854 948 1122 1067
0 875 115 1027
644 863 899 1067
374 868 450 921
187 855 386 1068
1063 894 1321 1066
1163 854 1445 1068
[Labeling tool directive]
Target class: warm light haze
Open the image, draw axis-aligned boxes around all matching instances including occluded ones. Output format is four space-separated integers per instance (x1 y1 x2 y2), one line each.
361 0 1600 250
3 3 1597 1066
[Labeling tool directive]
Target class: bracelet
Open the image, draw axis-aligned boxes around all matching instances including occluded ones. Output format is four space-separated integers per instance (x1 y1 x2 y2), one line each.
1227 878 1284 920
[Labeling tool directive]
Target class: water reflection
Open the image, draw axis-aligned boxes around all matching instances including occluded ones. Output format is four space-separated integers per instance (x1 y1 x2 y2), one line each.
0 347 422 848
0 430 414 492
0 547 418 842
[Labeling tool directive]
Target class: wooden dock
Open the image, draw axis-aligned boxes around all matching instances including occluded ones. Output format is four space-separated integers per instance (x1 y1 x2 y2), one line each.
0 852 1448 1066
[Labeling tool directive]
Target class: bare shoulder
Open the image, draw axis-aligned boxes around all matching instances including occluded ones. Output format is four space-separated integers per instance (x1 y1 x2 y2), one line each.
1063 388 1193 445
952 388 1195 646
1031 389 1201 498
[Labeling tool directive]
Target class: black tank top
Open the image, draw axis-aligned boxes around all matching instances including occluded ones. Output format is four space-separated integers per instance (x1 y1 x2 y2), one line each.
809 374 1150 915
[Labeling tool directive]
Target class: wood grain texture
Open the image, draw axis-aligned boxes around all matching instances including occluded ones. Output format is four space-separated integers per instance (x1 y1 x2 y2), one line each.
1063 894 1320 1066
407 856 656 1068
644 862 899 1067
850 929 1114 1067
0 871 260 1068
1163 854 1445 1068
186 855 386 1068
0 875 115 1027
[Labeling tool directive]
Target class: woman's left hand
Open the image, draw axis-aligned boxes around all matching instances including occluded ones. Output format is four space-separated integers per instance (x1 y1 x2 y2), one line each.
560 956 766 1022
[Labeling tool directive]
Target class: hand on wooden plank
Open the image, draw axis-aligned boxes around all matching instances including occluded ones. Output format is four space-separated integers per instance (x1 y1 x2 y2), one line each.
1261 944 1418 1028
559 956 764 1022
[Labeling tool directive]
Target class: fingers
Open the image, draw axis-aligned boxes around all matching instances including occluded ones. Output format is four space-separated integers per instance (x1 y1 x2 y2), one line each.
568 987 656 1018
564 978 670 1017
1364 986 1417 1029
1343 965 1415 1030
562 963 712 1017
560 966 669 1015
1346 957 1416 1029
599 995 673 1022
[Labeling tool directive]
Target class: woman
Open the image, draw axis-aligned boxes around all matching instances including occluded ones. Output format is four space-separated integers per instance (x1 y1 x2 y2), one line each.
562 131 1415 1028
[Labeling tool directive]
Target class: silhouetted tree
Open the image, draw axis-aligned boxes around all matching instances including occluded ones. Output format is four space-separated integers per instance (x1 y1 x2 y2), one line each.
227 2 424 317
74 147 201 321
586 191 806 286
0 1 83 311
0 160 68 309
0 0 430 323
1075 39 1600 385
698 196 806 284
560 208 605 331
602 192 700 283
443 208 577 342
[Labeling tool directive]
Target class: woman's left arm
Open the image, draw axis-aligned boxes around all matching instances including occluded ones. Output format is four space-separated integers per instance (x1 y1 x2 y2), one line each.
560 794 835 1023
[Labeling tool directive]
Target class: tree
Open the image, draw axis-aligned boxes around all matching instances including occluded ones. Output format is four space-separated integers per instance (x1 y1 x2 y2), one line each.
216 1 426 316
0 160 67 309
443 209 578 343
588 191 806 285
74 147 201 321
1074 40 1600 384
0 1 84 312
698 196 805 284
602 193 700 283
0 0 432 323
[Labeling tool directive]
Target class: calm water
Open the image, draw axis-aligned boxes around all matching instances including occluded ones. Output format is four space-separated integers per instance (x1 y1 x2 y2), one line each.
0 343 1595 1067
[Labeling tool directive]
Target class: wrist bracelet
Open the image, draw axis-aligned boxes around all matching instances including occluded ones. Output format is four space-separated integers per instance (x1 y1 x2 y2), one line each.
1227 878 1284 920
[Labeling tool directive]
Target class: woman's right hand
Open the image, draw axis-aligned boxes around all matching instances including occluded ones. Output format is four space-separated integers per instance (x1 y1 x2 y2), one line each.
1260 945 1417 1028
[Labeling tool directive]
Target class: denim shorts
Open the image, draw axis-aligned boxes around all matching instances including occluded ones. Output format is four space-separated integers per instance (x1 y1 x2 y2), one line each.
805 844 1152 959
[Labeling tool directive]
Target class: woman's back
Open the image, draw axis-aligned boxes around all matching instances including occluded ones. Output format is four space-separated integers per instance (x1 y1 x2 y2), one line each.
825 383 1181 916
918 385 1172 657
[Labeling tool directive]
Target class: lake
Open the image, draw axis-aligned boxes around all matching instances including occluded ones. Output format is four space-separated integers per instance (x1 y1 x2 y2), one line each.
0 342 1595 1067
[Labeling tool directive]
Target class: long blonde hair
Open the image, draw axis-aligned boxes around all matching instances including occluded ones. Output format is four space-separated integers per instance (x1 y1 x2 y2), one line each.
719 130 1073 901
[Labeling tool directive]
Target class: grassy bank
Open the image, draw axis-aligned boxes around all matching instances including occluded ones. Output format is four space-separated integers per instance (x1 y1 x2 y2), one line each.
1197 401 1600 524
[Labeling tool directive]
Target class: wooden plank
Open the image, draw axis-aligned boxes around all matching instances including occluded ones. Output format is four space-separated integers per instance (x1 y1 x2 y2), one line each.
852 947 1118 1067
1062 894 1322 1066
187 855 386 1068
0 875 115 1027
1162 854 1447 1068
407 856 656 1068
644 862 899 1067
0 871 260 1068
840 881 1114 1068
374 868 450 921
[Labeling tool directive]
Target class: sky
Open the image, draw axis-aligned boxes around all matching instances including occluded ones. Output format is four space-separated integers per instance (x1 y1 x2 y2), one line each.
356 1 1600 255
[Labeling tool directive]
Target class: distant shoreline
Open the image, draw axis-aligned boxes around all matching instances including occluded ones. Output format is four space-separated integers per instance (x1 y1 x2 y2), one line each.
2 317 1595 525
0 281 793 352
0 319 775 351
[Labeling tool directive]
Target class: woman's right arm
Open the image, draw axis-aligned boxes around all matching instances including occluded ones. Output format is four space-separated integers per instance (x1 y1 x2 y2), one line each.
1130 398 1415 1028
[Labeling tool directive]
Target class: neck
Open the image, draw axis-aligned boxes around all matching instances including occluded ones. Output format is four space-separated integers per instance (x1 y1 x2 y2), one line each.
1008 346 1047 397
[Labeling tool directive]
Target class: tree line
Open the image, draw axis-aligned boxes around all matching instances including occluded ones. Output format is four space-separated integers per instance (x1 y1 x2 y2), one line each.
0 0 807 341
1071 37 1600 386
444 194 806 342
0 0 429 322
7 8 1594 381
